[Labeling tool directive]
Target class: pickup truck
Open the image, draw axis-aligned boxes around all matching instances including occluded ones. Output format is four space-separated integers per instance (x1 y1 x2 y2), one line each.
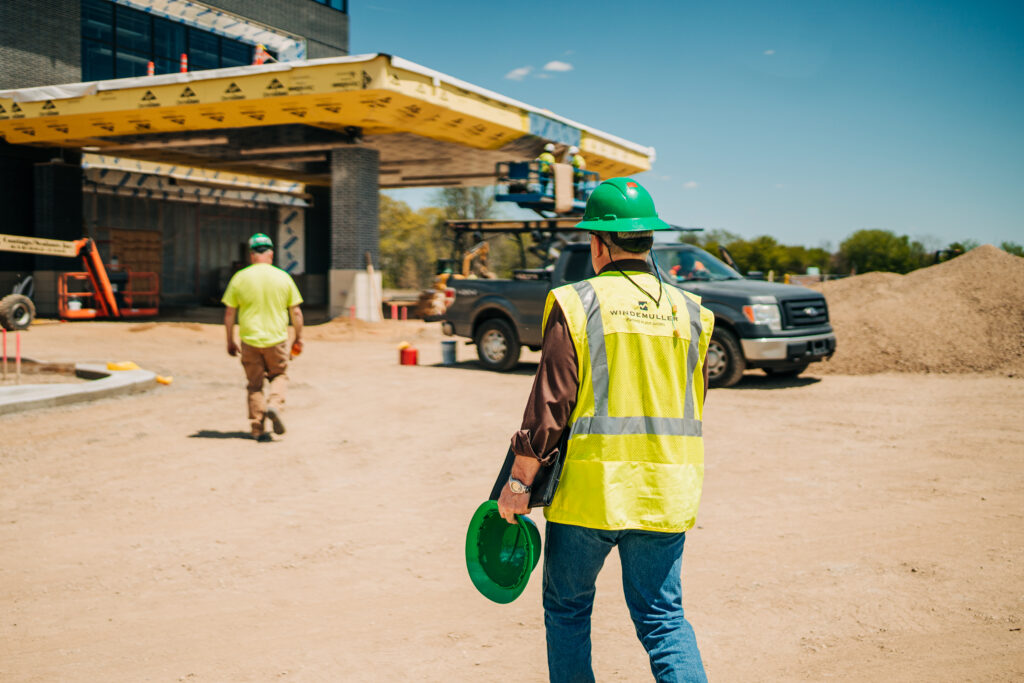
440 242 836 387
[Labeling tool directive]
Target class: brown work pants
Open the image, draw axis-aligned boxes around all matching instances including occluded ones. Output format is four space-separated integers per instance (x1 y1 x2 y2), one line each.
240 341 289 434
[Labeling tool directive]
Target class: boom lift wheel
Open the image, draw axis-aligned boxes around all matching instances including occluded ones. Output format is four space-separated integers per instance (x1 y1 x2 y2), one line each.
0 294 35 331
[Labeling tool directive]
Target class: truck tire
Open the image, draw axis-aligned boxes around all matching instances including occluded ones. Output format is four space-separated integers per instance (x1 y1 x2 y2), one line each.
475 318 521 372
707 327 745 388
765 363 809 379
0 294 35 331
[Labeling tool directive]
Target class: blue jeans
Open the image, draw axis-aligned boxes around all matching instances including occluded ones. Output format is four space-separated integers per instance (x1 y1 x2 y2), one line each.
543 522 707 683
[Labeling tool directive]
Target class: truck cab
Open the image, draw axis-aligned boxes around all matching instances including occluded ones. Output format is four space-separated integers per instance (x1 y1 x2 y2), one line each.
442 241 836 386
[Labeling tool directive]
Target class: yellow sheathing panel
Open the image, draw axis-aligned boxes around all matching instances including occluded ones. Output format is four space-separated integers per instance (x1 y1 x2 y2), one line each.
0 55 652 176
82 154 306 194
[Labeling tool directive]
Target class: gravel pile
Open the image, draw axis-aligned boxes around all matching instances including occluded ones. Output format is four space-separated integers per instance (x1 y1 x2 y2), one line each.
813 245 1024 375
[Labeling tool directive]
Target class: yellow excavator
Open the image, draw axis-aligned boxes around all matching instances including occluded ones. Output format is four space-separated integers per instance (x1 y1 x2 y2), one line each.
0 234 158 330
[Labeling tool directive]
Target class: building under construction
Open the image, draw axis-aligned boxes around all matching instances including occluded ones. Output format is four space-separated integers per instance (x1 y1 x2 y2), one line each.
0 0 654 319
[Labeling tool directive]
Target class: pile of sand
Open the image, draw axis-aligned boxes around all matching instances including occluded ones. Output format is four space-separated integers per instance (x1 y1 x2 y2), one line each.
813 245 1024 375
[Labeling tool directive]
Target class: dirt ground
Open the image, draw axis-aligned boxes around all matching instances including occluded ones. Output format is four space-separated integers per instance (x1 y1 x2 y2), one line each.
1 319 1022 682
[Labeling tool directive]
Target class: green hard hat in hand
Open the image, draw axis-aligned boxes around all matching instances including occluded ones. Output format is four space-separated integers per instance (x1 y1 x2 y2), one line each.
575 177 671 233
465 500 541 604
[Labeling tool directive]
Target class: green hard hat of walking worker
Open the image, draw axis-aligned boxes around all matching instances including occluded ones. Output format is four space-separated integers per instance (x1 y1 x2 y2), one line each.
575 177 672 233
465 500 541 603
248 233 274 251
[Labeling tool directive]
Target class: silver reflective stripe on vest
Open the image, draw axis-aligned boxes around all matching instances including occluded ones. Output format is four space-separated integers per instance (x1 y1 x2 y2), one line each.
573 415 703 437
572 280 609 415
667 287 704 421
570 278 702 439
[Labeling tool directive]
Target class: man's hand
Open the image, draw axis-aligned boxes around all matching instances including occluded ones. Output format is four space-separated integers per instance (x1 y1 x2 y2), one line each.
497 482 531 524
227 340 239 357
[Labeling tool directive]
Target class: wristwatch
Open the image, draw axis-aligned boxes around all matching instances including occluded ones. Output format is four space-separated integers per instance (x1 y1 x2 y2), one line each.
508 477 532 494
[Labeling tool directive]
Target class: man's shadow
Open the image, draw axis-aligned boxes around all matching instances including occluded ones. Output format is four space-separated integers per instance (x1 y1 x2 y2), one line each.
188 430 253 440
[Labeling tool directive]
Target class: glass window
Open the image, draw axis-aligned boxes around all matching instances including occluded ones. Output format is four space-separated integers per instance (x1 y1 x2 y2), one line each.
651 247 742 282
220 39 252 67
82 39 115 81
188 29 219 70
82 0 113 43
115 50 151 78
81 0 267 78
154 18 185 60
154 57 179 75
115 5 152 54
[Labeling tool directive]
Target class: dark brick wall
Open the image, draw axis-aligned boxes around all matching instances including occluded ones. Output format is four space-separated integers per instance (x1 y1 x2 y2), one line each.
201 0 349 58
0 0 81 90
329 147 379 270
34 159 84 271
0 144 77 272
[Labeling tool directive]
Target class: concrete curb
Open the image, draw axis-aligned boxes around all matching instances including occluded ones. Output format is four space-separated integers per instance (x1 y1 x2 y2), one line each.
0 363 157 417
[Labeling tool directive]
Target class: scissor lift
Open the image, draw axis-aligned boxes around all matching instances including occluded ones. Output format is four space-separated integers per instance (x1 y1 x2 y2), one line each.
494 161 599 216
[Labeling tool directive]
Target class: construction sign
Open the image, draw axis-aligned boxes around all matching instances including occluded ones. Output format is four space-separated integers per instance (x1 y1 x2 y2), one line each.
0 54 653 179
0 234 80 258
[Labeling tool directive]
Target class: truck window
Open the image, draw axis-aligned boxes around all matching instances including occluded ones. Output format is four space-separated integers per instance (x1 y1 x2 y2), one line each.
561 249 595 283
652 247 741 282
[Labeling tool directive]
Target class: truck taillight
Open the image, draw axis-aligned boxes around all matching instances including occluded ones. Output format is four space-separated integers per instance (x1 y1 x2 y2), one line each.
444 288 456 306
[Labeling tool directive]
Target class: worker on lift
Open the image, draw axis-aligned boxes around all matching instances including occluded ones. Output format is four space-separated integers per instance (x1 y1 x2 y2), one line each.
536 143 556 195
567 145 587 199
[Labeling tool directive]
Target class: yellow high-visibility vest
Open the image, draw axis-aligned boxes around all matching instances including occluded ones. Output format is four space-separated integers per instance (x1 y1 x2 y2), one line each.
537 151 556 173
543 270 715 532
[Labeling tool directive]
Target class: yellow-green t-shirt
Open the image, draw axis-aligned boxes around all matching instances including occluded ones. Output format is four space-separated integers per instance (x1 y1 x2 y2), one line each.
222 263 303 348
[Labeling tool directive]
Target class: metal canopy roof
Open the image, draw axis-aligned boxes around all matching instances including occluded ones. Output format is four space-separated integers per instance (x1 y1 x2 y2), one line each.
0 54 655 188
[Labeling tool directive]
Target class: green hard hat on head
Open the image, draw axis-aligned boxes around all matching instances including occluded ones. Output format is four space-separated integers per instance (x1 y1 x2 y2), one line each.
465 500 541 604
248 233 273 251
576 177 671 233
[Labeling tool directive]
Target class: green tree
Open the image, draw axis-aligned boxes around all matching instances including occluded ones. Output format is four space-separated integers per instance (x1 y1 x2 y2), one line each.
679 230 831 275
1000 241 1024 257
433 187 496 220
431 186 530 277
837 229 930 274
378 195 444 289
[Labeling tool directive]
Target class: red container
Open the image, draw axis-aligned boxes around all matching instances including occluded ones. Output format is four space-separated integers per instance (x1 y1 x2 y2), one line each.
400 347 418 365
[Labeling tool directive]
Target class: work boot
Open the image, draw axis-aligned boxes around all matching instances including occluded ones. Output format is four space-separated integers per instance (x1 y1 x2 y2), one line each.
266 406 286 435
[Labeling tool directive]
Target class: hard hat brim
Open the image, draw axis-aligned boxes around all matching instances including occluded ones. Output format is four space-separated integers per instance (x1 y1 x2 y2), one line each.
465 501 540 604
575 215 672 232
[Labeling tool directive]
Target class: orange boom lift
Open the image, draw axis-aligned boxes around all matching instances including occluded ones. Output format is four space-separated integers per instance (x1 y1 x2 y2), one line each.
0 233 158 329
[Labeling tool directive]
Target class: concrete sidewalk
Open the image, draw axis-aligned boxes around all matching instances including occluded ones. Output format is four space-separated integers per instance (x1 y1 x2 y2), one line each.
0 363 156 416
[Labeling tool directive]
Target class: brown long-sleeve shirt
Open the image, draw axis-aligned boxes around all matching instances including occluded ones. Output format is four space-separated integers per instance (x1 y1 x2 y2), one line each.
510 259 652 465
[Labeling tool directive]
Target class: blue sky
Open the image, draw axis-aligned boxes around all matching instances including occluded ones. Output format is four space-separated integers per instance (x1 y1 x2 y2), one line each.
353 1 1023 249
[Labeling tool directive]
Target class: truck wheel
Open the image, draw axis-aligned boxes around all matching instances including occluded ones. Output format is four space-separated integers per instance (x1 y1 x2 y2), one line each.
475 318 521 372
707 327 745 388
765 363 809 378
0 294 35 331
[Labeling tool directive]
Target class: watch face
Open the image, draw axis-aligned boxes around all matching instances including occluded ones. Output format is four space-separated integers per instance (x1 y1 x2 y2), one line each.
509 478 527 494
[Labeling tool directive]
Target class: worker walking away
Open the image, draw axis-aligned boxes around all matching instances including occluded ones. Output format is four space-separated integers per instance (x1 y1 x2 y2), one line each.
566 145 586 199
537 142 557 195
497 178 714 682
222 233 304 441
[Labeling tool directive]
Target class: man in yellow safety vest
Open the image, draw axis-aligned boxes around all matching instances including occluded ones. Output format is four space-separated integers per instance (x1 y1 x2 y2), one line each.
498 178 714 682
536 142 557 195
567 144 586 198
